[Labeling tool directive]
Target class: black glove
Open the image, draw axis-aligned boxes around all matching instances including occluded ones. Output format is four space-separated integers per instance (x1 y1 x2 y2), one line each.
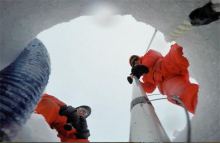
131 65 149 79
127 76 133 84
59 105 80 130
75 116 90 139
189 1 220 26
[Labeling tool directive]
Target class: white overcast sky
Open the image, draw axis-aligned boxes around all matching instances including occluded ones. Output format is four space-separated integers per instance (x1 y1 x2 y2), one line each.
37 14 195 142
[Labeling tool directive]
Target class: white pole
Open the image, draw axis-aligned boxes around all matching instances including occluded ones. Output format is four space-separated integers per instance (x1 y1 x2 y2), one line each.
129 76 170 142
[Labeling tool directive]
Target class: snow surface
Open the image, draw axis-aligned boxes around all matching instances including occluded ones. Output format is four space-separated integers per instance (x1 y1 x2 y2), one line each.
12 113 60 142
1 0 219 142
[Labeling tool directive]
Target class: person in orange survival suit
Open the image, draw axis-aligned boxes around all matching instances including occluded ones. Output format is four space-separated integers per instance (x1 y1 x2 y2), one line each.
35 93 91 142
127 43 199 114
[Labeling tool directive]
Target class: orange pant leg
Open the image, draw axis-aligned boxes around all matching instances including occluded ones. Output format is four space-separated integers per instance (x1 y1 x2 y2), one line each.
62 137 89 142
35 97 60 124
162 43 189 78
162 76 199 114
58 134 89 142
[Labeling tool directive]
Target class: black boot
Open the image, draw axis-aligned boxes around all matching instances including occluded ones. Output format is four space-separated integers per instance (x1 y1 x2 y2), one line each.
189 1 220 26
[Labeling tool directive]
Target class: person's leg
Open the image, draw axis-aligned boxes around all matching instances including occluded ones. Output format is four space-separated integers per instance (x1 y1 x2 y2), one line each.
162 43 189 77
181 83 198 114
35 97 60 124
58 133 89 142
162 76 199 114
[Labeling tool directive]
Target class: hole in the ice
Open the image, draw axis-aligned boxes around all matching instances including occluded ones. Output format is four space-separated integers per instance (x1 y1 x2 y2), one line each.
35 14 198 142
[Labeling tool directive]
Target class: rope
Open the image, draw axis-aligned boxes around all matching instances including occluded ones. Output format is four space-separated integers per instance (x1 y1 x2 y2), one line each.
164 0 220 42
145 29 158 54
165 20 197 42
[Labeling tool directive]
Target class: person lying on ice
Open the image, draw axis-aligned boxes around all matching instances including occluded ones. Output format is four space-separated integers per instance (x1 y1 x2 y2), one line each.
35 93 91 142
127 43 199 114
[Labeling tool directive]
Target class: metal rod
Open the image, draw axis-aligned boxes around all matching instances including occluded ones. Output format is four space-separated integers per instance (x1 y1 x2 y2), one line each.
145 29 158 54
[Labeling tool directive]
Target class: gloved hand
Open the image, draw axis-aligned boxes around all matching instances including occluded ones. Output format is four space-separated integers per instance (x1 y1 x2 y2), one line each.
127 76 133 84
131 65 149 79
75 116 90 139
59 105 80 130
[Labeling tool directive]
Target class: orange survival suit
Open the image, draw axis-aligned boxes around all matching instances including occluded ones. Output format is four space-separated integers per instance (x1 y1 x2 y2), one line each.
140 43 198 114
35 94 89 142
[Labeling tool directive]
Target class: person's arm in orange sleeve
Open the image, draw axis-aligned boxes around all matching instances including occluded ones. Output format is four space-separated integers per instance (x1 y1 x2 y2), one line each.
141 50 163 68
35 97 60 124
42 93 67 107
140 81 156 93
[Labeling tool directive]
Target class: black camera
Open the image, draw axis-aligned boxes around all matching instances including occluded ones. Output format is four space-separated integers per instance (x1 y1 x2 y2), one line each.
64 122 74 131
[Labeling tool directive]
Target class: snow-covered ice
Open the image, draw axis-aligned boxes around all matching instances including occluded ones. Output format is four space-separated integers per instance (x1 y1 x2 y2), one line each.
12 113 60 142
